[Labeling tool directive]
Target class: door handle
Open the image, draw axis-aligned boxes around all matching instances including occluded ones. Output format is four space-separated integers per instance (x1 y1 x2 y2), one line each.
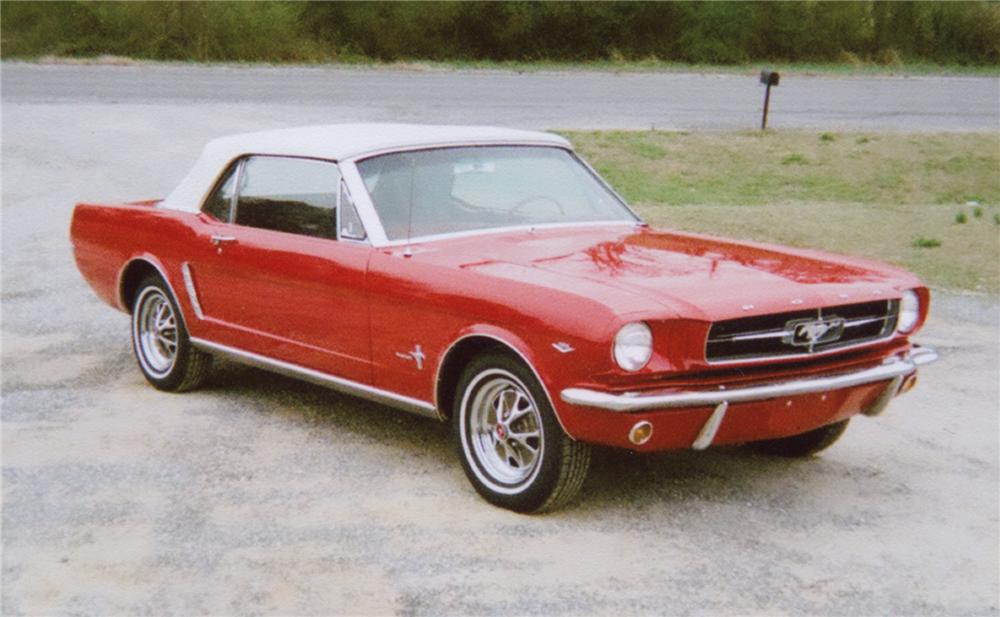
210 235 237 246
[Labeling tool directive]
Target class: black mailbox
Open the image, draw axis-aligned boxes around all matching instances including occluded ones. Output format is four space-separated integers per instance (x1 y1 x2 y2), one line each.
759 69 780 129
760 70 780 86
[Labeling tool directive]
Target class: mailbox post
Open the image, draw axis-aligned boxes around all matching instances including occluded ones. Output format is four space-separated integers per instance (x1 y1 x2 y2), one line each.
760 69 780 130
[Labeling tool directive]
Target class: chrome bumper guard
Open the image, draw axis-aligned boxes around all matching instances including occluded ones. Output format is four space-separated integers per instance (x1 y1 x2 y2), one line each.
560 346 938 413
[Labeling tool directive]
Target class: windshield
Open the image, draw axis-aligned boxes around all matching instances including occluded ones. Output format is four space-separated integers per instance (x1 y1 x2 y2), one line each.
356 146 639 241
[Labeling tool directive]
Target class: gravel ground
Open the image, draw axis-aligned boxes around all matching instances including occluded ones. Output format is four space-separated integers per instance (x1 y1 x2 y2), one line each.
2 65 998 615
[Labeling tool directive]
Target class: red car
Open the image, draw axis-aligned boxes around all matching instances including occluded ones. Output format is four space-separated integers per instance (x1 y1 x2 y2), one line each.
71 124 937 512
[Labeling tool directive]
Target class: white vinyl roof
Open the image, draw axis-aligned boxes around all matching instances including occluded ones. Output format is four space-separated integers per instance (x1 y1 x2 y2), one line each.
160 123 572 212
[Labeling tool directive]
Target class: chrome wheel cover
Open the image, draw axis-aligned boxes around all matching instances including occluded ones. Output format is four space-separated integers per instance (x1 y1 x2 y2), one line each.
462 369 544 491
133 287 178 378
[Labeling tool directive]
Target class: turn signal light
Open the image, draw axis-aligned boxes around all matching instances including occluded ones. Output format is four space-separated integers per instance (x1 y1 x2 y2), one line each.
629 421 653 445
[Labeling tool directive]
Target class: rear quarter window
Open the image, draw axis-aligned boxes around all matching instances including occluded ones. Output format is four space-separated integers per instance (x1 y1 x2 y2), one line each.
202 162 238 221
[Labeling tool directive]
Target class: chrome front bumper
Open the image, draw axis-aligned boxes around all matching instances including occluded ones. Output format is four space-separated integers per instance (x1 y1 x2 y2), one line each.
560 346 938 413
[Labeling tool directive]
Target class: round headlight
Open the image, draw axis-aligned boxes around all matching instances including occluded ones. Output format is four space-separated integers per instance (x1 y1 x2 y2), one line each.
897 290 920 333
614 322 653 372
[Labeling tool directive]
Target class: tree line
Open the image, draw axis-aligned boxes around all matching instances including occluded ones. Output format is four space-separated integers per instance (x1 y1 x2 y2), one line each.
3 1 998 66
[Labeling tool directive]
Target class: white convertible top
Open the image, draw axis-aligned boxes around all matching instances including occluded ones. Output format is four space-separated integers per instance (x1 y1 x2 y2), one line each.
160 123 572 212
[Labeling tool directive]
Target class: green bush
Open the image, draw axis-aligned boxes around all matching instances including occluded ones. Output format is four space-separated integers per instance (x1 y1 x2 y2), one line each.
3 1 999 65
1 1 323 62
913 236 942 248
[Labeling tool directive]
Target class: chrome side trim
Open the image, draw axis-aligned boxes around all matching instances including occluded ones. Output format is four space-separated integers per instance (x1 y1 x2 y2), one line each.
560 346 938 413
189 337 440 420
180 262 204 320
691 401 729 450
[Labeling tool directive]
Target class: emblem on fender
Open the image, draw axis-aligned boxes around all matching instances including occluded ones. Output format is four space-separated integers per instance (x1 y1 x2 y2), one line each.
395 344 426 370
783 316 845 349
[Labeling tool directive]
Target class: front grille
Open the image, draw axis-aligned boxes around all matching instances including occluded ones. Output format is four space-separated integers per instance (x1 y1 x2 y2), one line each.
706 299 899 363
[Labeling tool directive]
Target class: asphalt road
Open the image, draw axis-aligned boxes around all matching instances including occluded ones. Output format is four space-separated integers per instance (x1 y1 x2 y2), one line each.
2 63 998 615
3 61 999 131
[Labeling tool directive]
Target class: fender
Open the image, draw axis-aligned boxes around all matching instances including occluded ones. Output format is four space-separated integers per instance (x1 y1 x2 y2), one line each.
435 325 576 437
117 254 194 334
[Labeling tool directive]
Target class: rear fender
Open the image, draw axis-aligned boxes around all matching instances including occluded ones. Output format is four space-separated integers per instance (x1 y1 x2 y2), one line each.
117 254 192 333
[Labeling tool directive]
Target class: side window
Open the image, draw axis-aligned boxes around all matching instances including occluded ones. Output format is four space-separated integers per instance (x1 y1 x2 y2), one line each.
339 181 367 241
234 156 340 240
202 162 239 221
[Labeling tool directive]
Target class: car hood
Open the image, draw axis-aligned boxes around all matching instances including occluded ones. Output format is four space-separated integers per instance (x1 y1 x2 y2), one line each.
432 225 919 322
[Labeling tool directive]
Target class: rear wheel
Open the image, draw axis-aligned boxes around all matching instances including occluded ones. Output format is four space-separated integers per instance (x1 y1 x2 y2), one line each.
454 352 590 513
131 275 211 392
751 419 850 458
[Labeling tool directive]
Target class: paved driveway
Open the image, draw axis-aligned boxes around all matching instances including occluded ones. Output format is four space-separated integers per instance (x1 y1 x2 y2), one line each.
3 62 998 131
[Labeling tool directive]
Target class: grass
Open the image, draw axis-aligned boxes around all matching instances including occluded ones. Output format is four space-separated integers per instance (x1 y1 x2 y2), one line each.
564 130 1000 293
12 55 1000 77
306 58 1000 77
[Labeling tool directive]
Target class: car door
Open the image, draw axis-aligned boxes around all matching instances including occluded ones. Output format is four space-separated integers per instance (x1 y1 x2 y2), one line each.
185 155 373 384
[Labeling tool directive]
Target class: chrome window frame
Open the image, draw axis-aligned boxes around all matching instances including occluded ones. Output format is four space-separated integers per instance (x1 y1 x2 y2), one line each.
339 159 389 246
199 154 374 245
198 157 244 223
228 157 246 223
336 177 368 243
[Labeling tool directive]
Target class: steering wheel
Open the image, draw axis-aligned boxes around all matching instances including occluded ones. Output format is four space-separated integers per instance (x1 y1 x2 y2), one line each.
510 195 566 218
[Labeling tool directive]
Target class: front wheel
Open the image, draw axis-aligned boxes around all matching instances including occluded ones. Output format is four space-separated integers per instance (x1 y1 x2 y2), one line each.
751 419 850 458
131 275 212 392
453 352 591 513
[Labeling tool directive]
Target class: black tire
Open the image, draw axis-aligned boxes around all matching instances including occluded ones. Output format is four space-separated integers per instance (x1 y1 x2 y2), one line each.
130 275 212 392
751 419 850 458
453 352 591 513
